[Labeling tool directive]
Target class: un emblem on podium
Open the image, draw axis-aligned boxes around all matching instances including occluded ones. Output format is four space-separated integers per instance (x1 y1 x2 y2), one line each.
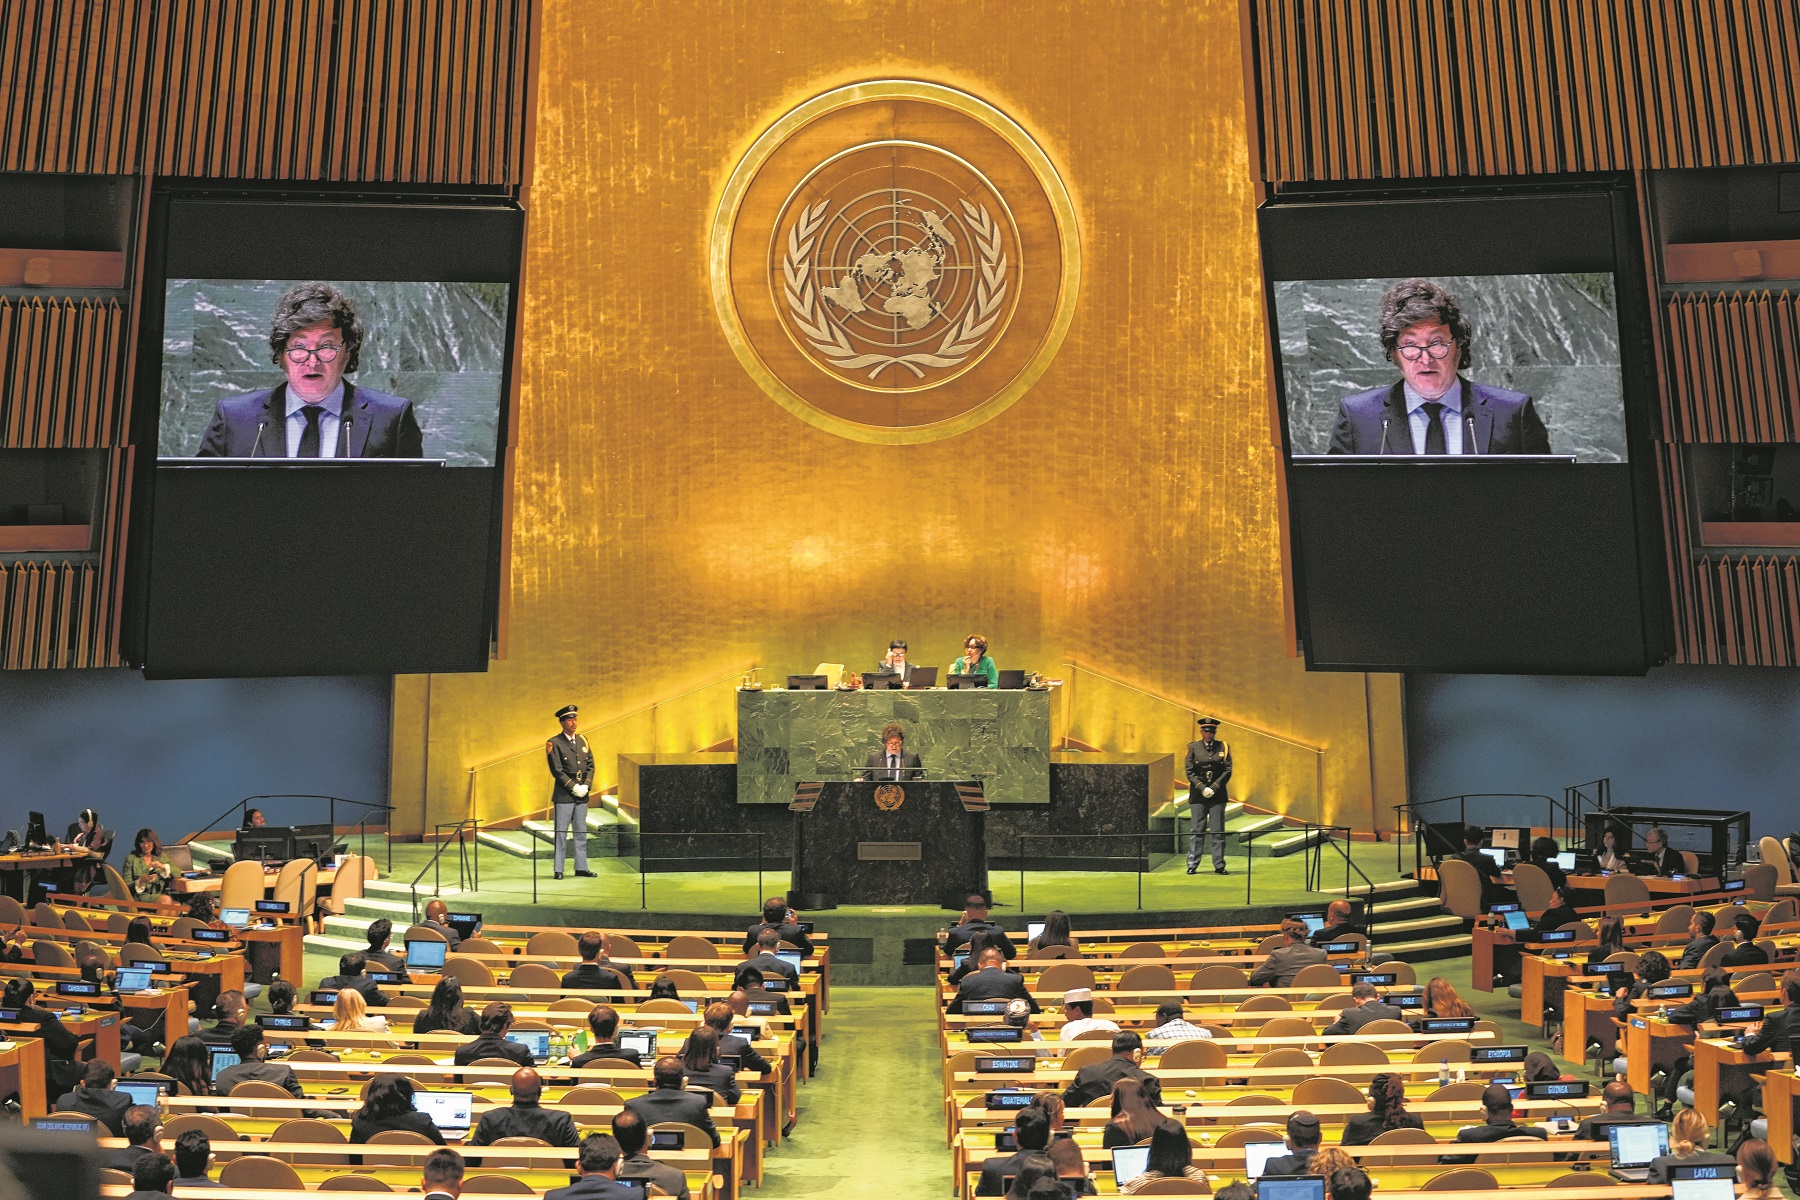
873 783 906 812
711 81 1080 444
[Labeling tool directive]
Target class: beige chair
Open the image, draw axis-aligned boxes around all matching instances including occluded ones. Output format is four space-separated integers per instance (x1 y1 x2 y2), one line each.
1369 1126 1436 1145
320 854 373 916
1764 896 1798 924
1186 965 1247 991
403 923 447 945
105 910 131 936
1653 904 1695 936
1063 1045 1111 1071
1438 857 1485 919
1604 873 1652 912
1414 1038 1474 1063
559 1085 624 1106
526 930 579 956
1742 863 1777 900
1255 1017 1315 1041
455 936 502 956
1679 850 1700 875
30 902 60 927
118 941 164 967
388 995 427 1009
219 859 266 912
1215 1125 1286 1148
59 908 92 933
1132 1180 1210 1195
464 1177 534 1195
508 962 561 991
1117 941 1166 959
1320 1041 1389 1067
470 1056 524 1068
637 998 692 1015
363 1128 437 1166
1292 1076 1365 1106
230 1078 298 1118
658 967 706 993
1387 960 1417 985
1733 971 1776 996
272 1117 351 1165
1355 1018 1413 1036
1547 1171 1619 1187
1313 994 1355 1012
1252 1048 1311 1069
164 915 202 939
1157 1039 1227 1070
1117 963 1175 992
1422 1168 1498 1191
1071 1025 1114 1041
1255 934 1285 953
1698 941 1728 970
285 1048 343 1062
1028 943 1076 959
441 956 496 987
490 1136 561 1168
320 1177 395 1192
0 896 24 926
162 1114 240 1142
1427 1080 1488 1102
1036 962 1096 995
668 934 720 961
605 933 642 958
549 997 596 1013
100 864 133 903
1224 1093 1283 1107
1289 963 1342 988
1234 994 1290 1013
1511 861 1557 915
379 1052 438 1065
271 859 317 923
31 939 74 968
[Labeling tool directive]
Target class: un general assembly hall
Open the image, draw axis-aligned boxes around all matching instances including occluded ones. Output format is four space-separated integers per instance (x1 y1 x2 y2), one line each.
5 2 1800 1198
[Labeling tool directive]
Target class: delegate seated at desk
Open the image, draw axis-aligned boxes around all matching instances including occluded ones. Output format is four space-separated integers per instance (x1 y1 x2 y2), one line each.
871 639 922 686
1635 826 1683 876
859 723 922 781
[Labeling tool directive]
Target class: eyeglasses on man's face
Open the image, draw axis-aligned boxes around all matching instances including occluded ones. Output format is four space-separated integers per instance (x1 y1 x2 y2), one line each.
1395 340 1454 362
285 342 344 363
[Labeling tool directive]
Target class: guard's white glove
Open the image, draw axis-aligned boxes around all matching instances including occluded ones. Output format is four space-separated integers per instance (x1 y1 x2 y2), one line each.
1202 787 1215 799
573 783 590 799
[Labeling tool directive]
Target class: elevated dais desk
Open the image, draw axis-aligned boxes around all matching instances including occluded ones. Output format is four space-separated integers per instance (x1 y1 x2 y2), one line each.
790 779 988 907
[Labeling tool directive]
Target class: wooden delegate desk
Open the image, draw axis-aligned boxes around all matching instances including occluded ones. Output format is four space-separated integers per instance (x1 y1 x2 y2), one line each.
0 849 98 900
1767 1068 1797 1165
1624 1015 1694 1096
1692 1034 1789 1126
0 1036 47 1116
168 862 340 895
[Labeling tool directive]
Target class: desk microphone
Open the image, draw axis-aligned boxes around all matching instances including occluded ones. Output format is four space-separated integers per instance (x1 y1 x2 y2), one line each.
250 421 266 458
1465 413 1479 455
1378 417 1389 455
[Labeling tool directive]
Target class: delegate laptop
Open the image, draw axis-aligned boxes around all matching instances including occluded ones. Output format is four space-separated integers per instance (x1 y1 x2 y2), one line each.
1670 1164 1737 1200
1607 1121 1670 1181
506 1030 551 1063
1502 909 1531 932
952 951 970 972
996 669 1029 689
618 1029 659 1059
220 907 250 928
1481 847 1509 870
1244 1142 1288 1180
947 673 988 688
414 1090 474 1133
1258 1176 1327 1200
1555 851 1577 871
208 1047 242 1076
775 949 804 971
785 674 827 690
112 967 154 995
1111 1146 1152 1187
905 666 938 687
1026 922 1045 943
405 939 449 969
115 1080 167 1108
1290 911 1327 935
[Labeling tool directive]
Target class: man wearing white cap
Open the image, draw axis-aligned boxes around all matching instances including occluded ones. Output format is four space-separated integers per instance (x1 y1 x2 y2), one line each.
546 705 596 881
1058 987 1120 1042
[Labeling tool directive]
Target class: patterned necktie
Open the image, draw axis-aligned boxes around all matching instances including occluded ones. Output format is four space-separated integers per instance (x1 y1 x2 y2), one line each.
297 405 325 457
1422 401 1447 455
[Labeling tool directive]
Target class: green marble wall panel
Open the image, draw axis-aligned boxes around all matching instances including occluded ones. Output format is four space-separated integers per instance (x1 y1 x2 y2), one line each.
737 687 1051 805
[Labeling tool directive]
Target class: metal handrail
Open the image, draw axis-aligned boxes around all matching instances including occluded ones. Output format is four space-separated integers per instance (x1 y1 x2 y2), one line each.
1239 821 1352 901
1015 833 1155 911
411 817 480 922
1392 794 1556 873
182 794 393 873
631 831 767 912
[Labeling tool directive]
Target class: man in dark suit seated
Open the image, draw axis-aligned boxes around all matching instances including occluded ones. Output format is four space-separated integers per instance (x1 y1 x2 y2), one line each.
194 282 424 460
612 1111 690 1200
364 918 408 975
743 897 812 957
1062 1031 1153 1109
703 1000 771 1076
102 1104 162 1174
943 894 1016 959
320 952 389 1007
543 1133 639 1200
198 991 250 1046
1572 1081 1642 1144
622 1056 721 1148
467 1067 579 1148
1636 826 1684 877
1440 1084 1548 1161
859 723 924 781
453 1001 536 1068
1326 278 1551 457
948 946 1038 1014
975 1103 1051 1195
1737 970 1800 1059
1308 899 1367 945
562 931 636 992
1322 982 1408 1036
1677 910 1720 970
740 927 799 986
54 1059 131 1137
420 900 464 950
571 1005 641 1068
127 1153 178 1200
1452 827 1511 911
1723 912 1771 968
1248 919 1328 988
213 1025 332 1118
1260 1111 1323 1177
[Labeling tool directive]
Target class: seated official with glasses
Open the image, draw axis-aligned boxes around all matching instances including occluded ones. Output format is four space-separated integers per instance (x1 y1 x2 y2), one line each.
1326 277 1551 457
196 280 424 459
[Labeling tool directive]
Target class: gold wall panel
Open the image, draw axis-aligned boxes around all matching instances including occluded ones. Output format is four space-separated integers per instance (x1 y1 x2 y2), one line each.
390 0 1407 837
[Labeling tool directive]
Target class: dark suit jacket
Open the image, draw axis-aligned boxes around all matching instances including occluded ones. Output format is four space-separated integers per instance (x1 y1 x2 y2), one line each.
743 920 812 956
1534 904 1581 933
53 1085 131 1136
1249 941 1328 987
1262 1152 1314 1178
1063 1056 1150 1109
859 751 923 781
350 1109 445 1144
619 1151 690 1200
101 1143 157 1174
1741 1004 1794 1059
453 1034 534 1067
1677 934 1720 970
1638 846 1684 877
366 947 408 974
622 1088 721 1147
196 382 424 458
1340 1111 1424 1146
683 1062 740 1104
1323 1000 1408 1036
561 961 635 992
720 1030 771 1075
1310 921 1368 946
1441 1118 1546 1162
944 918 1016 959
545 1177 643 1200
741 950 798 985
1723 942 1771 968
571 1041 642 1068
321 974 388 1007
1327 379 1551 456
948 967 1037 1014
467 1102 580 1147
976 1148 1033 1196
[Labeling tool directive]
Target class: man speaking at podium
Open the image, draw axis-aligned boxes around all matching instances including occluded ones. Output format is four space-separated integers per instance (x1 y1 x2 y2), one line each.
1327 278 1551 457
859 723 923 782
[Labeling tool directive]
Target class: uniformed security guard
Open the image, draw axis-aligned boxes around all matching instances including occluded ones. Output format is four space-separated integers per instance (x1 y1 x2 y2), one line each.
545 704 596 880
1184 715 1233 876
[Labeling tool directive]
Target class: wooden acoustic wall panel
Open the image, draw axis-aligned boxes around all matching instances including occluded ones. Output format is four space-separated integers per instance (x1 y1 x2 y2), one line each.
0 447 132 670
0 297 126 448
1247 0 1800 181
1662 291 1800 444
0 0 158 173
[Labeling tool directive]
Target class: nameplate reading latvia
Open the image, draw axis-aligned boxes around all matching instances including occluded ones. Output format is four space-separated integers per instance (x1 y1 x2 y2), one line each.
857 842 923 861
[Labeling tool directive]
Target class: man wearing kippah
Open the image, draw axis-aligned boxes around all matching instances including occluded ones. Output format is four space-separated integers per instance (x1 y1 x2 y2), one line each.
545 705 596 881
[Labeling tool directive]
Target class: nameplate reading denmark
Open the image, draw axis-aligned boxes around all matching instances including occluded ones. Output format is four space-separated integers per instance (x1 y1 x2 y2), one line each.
858 842 923 862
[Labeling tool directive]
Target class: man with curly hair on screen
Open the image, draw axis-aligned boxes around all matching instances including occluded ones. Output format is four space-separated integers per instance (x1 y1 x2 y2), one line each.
197 281 423 458
1327 278 1551 456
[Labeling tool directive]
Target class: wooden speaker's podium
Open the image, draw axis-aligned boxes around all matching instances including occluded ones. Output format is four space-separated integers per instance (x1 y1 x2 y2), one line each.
789 779 988 907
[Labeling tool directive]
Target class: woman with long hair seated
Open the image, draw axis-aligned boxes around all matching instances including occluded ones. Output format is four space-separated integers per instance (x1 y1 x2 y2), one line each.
1121 1121 1209 1194
679 1025 741 1104
1736 1139 1782 1200
413 976 479 1035
162 1035 213 1097
1423 977 1476 1019
332 987 390 1034
1102 1077 1165 1149
121 828 173 900
1646 1109 1735 1183
1029 911 1078 954
1341 1073 1424 1145
350 1074 444 1144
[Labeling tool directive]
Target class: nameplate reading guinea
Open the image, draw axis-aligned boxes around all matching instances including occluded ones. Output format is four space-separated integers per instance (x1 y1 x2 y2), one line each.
857 842 923 861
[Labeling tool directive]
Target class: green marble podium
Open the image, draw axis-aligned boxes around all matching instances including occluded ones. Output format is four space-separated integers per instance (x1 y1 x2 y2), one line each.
737 686 1053 807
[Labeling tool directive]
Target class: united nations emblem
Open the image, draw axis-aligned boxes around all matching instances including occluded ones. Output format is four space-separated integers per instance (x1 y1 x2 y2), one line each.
873 783 906 812
712 81 1081 444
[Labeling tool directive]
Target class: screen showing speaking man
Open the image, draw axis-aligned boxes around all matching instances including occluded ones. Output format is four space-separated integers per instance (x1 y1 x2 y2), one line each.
160 278 507 466
1276 273 1626 463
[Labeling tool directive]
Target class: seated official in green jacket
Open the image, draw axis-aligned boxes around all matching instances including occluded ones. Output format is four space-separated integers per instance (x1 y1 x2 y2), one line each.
122 828 173 899
953 634 999 687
